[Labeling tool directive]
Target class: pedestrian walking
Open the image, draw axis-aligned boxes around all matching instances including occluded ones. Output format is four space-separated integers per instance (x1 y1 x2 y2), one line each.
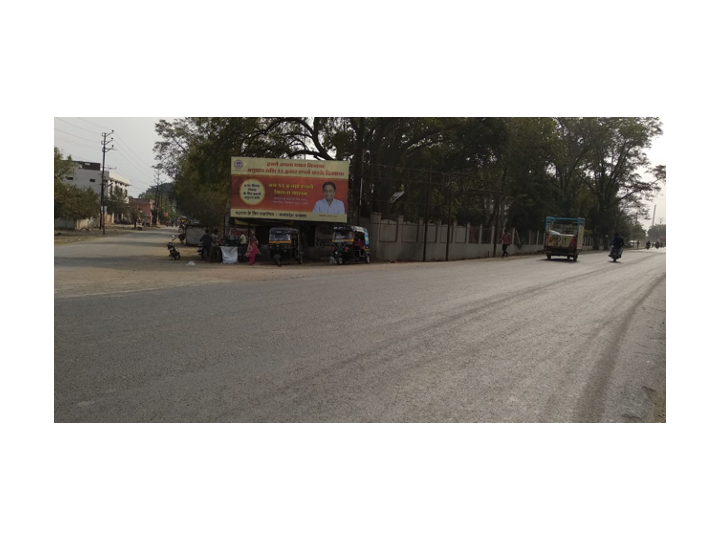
501 229 511 258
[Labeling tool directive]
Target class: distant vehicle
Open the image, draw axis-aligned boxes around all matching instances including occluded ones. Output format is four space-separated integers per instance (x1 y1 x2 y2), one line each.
544 217 584 261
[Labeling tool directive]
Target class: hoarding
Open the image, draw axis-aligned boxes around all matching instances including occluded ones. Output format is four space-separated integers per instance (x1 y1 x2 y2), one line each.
230 157 349 222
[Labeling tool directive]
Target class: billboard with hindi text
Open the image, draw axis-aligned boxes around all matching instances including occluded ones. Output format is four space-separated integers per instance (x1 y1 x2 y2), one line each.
230 157 349 222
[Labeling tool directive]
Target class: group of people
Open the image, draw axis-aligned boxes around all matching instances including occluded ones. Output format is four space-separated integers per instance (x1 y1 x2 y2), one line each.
199 228 260 266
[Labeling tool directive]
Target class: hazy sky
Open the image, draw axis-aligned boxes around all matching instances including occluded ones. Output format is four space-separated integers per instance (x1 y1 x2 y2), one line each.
54 117 174 198
54 117 666 226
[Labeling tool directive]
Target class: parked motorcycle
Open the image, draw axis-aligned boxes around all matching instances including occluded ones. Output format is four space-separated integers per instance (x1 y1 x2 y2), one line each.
166 235 181 260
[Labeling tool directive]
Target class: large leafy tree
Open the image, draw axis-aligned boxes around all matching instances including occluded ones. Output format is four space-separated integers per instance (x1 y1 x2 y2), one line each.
581 117 664 248
152 118 665 240
54 147 99 221
106 185 129 219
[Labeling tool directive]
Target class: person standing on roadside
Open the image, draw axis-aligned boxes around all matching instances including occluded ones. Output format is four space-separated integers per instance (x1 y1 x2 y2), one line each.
246 233 259 267
239 231 248 260
501 229 512 258
200 228 212 263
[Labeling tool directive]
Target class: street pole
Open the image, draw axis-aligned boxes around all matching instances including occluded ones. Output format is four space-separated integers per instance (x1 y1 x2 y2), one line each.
422 167 431 262
445 180 452 262
154 170 161 226
357 117 364 226
100 131 114 235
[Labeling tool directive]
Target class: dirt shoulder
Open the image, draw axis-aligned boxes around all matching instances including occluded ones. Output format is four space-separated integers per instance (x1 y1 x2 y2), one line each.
54 225 142 245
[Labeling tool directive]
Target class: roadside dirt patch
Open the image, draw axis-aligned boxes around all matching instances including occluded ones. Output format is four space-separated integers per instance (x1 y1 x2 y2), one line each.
54 226 140 245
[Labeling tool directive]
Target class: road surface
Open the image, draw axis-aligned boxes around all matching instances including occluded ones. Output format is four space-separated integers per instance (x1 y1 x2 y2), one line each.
55 230 666 422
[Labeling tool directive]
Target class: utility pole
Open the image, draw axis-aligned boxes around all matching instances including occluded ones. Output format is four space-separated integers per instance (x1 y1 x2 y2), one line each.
100 131 114 235
651 204 657 228
356 117 365 226
154 169 161 226
445 179 452 262
422 167 431 262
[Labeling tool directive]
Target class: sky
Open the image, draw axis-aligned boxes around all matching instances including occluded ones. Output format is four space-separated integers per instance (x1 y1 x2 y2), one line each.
54 117 175 198
54 117 667 227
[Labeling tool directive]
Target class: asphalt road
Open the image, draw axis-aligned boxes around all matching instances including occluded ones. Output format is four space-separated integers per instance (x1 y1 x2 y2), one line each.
55 231 666 422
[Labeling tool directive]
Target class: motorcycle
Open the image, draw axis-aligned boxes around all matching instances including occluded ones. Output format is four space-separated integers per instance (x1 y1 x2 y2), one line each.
167 237 181 260
609 245 623 262
646 242 651 250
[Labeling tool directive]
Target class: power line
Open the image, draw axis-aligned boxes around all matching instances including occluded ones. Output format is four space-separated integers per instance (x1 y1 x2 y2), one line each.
77 117 158 168
54 118 102 135
114 133 156 169
113 144 156 177
111 150 156 185
54 128 100 144
54 136 100 153
76 117 112 130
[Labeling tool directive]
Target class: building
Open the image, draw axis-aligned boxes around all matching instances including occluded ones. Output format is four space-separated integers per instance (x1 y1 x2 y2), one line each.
62 161 131 224
129 197 154 225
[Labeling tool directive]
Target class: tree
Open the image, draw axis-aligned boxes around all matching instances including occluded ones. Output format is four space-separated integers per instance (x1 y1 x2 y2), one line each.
106 185 129 220
647 221 666 242
152 118 666 241
55 147 75 182
54 147 100 222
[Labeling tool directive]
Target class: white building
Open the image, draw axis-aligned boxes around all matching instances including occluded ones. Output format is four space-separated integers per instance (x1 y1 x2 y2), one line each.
61 161 132 224
63 161 132 198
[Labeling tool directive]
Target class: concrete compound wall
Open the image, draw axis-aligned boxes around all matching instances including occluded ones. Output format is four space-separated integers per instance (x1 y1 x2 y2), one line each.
54 217 100 230
367 213 593 262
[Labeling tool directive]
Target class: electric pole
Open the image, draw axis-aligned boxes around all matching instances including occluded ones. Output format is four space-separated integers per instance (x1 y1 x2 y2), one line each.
100 131 115 235
154 169 162 226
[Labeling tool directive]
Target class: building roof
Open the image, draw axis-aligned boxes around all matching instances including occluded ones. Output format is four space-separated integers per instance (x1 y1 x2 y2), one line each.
73 160 101 171
108 171 131 187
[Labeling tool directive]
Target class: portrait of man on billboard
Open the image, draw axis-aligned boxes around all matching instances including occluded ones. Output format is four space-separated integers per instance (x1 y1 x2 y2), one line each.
312 181 346 214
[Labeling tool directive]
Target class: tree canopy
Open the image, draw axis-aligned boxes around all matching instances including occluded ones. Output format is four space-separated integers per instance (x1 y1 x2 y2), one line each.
152 118 665 241
54 147 99 221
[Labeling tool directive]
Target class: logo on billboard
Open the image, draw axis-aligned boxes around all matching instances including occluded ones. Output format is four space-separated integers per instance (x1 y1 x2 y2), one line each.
234 159 244 170
240 178 265 206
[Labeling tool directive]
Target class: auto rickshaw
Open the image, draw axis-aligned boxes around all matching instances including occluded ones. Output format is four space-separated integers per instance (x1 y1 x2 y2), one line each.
268 227 304 266
331 225 370 264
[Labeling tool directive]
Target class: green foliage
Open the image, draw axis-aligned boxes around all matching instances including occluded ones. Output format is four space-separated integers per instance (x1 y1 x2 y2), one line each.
54 147 100 221
54 147 75 182
152 118 665 236
55 181 100 221
106 185 129 218
647 222 666 242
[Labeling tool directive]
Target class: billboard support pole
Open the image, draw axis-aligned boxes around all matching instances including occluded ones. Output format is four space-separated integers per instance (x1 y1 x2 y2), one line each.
357 118 364 226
